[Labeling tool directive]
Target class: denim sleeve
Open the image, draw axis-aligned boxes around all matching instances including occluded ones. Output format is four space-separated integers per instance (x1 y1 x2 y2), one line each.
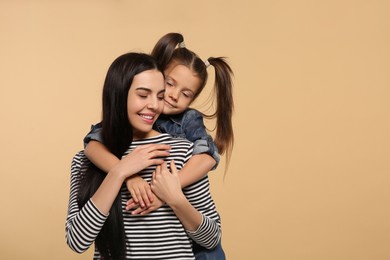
83 122 103 148
182 110 220 170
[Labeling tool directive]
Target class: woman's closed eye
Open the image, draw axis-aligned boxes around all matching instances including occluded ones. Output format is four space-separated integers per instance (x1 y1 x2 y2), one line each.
136 89 151 99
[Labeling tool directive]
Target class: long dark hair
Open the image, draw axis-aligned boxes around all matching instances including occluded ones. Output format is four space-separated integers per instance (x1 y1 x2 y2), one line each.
78 53 162 259
151 33 234 166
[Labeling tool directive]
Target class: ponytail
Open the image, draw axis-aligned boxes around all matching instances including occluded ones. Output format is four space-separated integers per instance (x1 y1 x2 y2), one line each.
204 57 234 166
151 33 184 70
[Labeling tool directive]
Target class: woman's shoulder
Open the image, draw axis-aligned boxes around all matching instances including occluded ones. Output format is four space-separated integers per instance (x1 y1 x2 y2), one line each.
132 133 192 146
71 150 90 176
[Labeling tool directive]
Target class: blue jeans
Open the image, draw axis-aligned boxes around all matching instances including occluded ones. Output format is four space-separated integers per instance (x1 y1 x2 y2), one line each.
193 241 226 260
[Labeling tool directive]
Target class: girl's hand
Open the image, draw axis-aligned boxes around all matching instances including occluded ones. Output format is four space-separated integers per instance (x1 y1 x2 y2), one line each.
126 175 153 209
111 144 170 179
150 161 184 205
126 193 165 215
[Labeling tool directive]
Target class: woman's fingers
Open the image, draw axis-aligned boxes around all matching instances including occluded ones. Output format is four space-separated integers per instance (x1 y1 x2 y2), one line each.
170 160 178 175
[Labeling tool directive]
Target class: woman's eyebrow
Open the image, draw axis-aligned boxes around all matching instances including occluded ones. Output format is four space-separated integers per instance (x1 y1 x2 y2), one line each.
135 87 151 92
136 87 165 94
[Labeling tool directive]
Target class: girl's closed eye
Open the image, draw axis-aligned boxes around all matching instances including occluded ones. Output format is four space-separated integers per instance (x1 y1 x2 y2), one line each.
165 80 174 87
182 91 193 99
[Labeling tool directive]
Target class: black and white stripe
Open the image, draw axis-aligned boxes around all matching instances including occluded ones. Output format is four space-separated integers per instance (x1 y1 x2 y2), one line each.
66 133 222 259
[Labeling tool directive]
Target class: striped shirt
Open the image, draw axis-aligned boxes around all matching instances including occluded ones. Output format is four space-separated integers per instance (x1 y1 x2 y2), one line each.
66 133 222 259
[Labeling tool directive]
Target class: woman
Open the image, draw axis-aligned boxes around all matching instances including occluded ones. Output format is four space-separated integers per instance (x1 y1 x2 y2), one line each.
65 52 221 259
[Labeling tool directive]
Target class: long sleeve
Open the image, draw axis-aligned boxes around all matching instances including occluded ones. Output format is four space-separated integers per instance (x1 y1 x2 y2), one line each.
182 176 222 249
180 145 222 249
65 152 108 253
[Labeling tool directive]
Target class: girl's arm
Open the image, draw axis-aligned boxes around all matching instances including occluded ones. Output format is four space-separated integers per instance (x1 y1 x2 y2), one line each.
178 154 216 188
127 153 215 215
85 141 155 208
85 141 118 172
179 109 219 187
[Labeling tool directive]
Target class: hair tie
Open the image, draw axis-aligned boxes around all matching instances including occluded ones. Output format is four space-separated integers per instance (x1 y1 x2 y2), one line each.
178 41 186 48
204 60 210 68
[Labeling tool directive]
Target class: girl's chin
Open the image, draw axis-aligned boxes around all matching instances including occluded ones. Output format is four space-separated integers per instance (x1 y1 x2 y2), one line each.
163 108 183 115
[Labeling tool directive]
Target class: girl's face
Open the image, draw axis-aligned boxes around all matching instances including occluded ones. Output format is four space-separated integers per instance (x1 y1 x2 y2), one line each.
163 64 201 115
127 69 165 140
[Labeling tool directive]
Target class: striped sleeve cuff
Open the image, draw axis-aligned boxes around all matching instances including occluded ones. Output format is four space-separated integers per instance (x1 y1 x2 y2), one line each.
66 199 108 253
186 215 221 249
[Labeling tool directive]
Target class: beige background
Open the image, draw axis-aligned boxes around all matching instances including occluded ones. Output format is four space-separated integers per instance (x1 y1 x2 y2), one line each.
1 1 389 259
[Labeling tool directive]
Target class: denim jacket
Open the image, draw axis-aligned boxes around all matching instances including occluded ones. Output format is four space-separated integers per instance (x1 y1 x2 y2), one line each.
83 109 220 169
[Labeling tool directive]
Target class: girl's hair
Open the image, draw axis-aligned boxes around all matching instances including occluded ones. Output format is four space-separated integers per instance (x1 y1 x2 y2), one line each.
151 33 234 164
78 53 162 259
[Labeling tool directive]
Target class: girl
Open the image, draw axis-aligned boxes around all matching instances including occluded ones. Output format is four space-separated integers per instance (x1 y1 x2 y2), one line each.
83 33 233 259
66 52 222 259
84 32 234 212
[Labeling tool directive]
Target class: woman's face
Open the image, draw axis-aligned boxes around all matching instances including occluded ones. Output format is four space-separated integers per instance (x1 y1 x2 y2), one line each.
163 64 201 115
127 69 165 140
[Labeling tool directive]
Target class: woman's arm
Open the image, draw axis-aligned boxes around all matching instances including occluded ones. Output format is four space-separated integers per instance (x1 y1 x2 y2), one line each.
65 152 129 252
66 145 170 252
151 161 202 231
151 161 221 248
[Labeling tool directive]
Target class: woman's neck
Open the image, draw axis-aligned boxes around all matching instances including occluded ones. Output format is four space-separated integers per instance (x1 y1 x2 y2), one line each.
132 129 161 141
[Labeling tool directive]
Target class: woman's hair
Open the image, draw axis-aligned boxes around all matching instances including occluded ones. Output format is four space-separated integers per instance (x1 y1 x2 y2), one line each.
78 52 161 259
151 33 234 164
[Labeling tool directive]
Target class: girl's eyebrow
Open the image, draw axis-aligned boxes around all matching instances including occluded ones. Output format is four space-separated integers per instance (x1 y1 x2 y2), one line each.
166 76 193 93
166 76 176 83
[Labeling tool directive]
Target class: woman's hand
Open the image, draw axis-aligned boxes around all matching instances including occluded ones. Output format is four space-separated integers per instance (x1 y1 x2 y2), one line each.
152 160 203 232
126 175 153 209
126 193 165 215
150 160 184 206
111 144 171 179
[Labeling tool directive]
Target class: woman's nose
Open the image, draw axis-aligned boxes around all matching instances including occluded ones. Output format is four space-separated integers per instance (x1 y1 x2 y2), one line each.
147 97 159 110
